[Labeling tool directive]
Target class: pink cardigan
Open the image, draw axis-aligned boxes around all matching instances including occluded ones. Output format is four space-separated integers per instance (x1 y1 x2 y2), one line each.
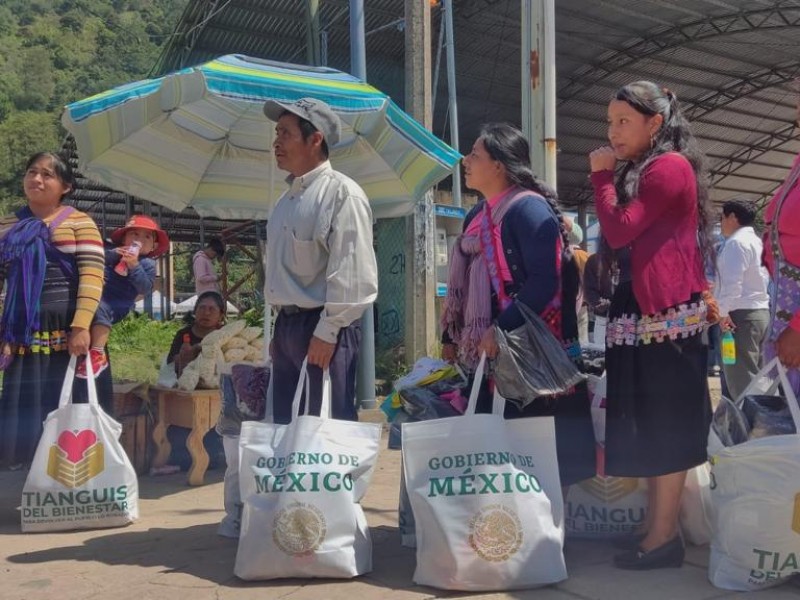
763 153 800 333
591 152 707 315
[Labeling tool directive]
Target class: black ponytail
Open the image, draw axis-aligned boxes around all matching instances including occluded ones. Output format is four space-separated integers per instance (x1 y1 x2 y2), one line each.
612 82 714 272
478 123 571 250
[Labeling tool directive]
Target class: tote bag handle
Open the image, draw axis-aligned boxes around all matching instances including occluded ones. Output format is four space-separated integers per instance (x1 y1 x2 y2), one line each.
737 357 800 432
290 358 333 420
465 352 505 416
58 354 100 409
290 358 311 419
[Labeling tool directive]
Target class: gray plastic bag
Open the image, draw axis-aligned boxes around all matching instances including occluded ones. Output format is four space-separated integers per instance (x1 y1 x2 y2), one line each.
494 301 585 408
711 396 751 447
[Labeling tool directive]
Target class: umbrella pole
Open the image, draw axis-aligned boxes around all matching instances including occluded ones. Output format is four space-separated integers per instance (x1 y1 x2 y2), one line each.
351 0 377 410
444 0 462 208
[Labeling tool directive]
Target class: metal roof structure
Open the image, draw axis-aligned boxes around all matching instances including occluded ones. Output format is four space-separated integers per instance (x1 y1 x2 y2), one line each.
151 0 800 210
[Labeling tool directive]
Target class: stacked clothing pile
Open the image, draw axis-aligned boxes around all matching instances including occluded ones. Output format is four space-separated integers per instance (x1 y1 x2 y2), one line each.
381 357 467 450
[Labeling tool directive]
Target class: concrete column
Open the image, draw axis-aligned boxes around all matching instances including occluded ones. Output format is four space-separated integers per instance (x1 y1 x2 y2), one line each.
443 0 461 207
404 0 436 363
521 0 557 187
578 203 589 250
305 0 321 66
349 0 376 409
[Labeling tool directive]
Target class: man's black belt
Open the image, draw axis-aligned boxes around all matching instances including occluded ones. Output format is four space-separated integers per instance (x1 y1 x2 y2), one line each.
278 305 323 315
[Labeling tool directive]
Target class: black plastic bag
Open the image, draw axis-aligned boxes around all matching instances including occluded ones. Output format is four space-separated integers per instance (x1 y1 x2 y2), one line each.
493 301 585 408
398 386 460 421
388 410 416 450
742 394 797 440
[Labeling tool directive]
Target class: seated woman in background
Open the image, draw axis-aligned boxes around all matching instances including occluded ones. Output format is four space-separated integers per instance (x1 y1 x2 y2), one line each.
167 291 226 376
162 290 227 472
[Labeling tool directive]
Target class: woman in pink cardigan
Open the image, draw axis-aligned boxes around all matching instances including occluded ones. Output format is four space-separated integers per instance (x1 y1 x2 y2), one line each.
589 82 714 570
762 97 800 391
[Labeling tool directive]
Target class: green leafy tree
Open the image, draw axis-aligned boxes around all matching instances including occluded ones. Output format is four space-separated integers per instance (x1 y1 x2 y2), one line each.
14 47 56 111
0 0 188 207
0 111 60 211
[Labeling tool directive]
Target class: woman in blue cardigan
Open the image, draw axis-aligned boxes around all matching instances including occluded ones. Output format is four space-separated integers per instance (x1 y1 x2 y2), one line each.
441 123 595 488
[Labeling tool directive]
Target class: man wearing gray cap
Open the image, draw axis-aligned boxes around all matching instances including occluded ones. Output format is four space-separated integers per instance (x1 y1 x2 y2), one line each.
263 97 378 423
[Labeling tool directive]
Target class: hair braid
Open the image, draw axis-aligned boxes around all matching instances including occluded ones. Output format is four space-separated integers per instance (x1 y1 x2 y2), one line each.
478 123 571 250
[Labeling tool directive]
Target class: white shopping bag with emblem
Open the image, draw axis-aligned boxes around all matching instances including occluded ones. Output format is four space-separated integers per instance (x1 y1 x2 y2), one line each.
708 358 800 591
564 450 648 539
402 353 566 591
235 359 382 580
21 356 139 532
566 376 649 539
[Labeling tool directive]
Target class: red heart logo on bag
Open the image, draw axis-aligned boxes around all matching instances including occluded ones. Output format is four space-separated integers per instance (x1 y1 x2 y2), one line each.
57 430 98 463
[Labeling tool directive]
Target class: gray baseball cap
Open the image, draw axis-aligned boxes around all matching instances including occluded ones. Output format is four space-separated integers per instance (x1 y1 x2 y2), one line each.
263 97 342 147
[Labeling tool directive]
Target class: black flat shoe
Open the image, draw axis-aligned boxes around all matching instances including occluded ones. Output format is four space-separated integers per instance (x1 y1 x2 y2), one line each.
612 533 647 550
613 536 685 570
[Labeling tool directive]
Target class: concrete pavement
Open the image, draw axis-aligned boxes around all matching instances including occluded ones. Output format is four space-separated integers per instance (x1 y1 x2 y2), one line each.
2 378 799 599
2 442 800 600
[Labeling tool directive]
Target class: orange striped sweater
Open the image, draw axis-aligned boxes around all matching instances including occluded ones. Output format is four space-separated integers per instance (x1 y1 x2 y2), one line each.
0 206 105 331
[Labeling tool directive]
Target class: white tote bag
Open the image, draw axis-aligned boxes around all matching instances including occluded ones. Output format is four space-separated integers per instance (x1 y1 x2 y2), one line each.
402 353 566 591
566 373 648 539
21 356 139 532
708 358 800 591
564 462 648 539
218 434 242 538
588 372 606 445
235 360 382 580
679 462 713 546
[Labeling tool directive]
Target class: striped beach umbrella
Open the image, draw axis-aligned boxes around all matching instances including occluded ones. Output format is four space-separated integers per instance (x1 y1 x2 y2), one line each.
62 54 461 220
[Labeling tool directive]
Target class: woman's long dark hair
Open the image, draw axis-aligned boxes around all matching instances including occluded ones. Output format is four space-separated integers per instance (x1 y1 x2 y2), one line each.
479 123 581 343
479 123 571 250
611 81 714 270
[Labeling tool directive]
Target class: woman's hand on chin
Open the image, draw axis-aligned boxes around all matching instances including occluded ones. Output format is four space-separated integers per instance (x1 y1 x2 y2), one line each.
589 146 617 172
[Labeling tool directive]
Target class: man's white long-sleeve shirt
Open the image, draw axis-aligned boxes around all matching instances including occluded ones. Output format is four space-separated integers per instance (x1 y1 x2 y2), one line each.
265 161 378 344
714 226 769 316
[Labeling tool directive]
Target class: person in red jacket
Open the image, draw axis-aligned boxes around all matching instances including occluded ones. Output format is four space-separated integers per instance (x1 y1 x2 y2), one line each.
589 81 714 570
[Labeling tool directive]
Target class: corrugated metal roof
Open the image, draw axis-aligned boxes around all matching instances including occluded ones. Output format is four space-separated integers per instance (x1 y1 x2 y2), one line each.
82 0 800 214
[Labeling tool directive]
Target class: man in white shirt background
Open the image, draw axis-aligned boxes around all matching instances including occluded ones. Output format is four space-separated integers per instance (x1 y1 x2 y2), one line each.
263 97 378 423
716 199 770 399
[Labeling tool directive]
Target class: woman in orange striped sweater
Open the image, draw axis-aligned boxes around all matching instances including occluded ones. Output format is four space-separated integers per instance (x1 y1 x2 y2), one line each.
0 152 105 470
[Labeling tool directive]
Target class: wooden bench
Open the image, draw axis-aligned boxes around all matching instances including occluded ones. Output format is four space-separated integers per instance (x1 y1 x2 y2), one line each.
112 382 153 476
150 386 221 486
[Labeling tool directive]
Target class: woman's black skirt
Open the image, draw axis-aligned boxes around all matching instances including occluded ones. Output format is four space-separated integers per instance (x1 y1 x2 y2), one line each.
604 282 711 478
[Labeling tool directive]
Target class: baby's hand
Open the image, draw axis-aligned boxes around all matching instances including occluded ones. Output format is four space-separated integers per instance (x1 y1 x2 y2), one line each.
119 247 140 269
